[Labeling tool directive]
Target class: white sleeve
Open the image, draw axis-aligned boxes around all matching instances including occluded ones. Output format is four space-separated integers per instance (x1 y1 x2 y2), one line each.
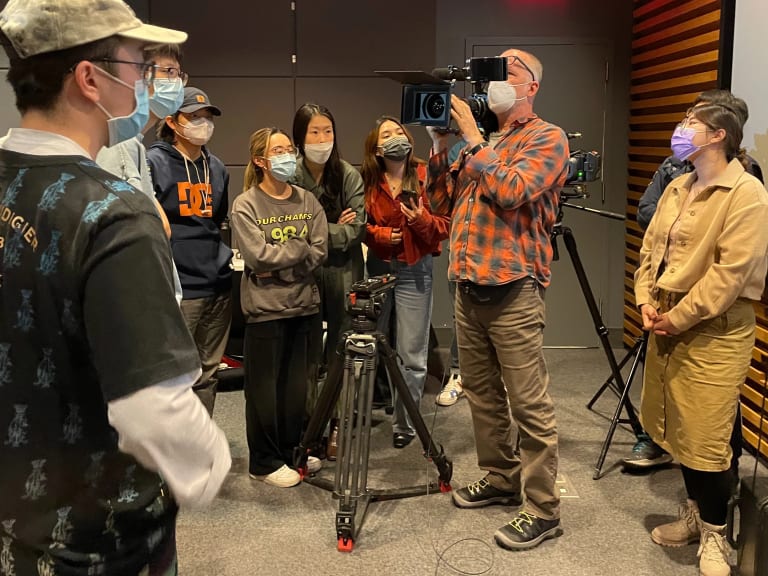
107 369 232 508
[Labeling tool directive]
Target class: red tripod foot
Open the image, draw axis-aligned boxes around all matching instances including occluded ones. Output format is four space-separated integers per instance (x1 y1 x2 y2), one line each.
337 536 354 552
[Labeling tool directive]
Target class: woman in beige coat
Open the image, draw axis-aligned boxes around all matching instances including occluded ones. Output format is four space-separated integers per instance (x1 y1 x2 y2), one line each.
635 102 768 576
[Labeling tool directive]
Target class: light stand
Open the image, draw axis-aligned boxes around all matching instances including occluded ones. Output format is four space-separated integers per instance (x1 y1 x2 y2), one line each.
551 187 645 479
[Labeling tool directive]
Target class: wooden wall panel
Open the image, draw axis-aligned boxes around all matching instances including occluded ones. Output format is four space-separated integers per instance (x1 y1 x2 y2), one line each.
626 0 768 461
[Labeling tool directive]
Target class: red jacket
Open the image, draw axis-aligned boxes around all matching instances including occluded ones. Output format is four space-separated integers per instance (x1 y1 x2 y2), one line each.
365 164 450 265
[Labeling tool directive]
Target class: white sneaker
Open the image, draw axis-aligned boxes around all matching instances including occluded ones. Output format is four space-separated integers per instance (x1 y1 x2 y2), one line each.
436 373 464 406
307 456 322 474
263 465 301 488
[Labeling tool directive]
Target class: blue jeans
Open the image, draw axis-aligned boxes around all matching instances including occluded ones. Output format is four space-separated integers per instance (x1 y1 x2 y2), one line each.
367 254 434 436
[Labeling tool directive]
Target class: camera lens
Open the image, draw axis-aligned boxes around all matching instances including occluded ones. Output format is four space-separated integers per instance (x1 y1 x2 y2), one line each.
422 93 447 119
465 95 488 121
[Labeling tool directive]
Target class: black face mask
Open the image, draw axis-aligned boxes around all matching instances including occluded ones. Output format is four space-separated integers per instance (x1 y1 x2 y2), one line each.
379 136 412 161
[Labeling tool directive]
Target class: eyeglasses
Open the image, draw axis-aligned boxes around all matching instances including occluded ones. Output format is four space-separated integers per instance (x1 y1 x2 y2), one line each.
507 55 536 82
90 59 156 85
153 65 189 86
268 146 296 156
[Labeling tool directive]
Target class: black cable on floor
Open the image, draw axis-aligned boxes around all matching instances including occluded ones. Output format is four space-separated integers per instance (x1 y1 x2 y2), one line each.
423 369 495 576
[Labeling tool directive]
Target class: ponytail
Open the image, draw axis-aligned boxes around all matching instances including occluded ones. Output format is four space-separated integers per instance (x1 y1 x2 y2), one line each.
735 147 749 170
243 160 261 192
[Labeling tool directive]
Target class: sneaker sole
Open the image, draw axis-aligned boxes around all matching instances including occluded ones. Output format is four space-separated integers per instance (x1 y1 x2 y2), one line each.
452 493 523 509
494 524 563 551
622 455 674 470
263 476 301 488
436 396 460 407
248 472 302 487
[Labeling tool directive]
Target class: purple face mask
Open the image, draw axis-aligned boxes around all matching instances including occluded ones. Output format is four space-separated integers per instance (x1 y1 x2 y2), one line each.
670 126 700 161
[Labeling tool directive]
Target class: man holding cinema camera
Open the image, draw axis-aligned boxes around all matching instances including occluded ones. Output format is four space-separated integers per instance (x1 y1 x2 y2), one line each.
426 48 569 551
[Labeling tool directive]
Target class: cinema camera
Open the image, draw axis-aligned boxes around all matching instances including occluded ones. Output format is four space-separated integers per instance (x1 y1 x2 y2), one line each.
376 57 508 133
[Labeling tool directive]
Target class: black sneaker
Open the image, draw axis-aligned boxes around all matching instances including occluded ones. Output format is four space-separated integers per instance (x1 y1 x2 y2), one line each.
622 435 673 470
494 511 563 550
452 476 522 509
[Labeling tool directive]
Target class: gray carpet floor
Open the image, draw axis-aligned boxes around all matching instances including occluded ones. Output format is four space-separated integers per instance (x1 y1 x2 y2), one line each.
176 348 766 576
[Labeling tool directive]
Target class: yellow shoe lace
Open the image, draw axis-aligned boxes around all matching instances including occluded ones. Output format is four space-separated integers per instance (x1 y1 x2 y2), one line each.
508 511 537 534
467 479 490 496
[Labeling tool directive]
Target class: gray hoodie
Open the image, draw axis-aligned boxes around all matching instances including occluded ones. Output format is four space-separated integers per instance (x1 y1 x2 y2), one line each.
231 184 328 322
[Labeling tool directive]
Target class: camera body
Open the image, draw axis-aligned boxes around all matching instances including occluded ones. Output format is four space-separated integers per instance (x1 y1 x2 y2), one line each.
566 150 601 185
346 274 397 322
390 57 508 129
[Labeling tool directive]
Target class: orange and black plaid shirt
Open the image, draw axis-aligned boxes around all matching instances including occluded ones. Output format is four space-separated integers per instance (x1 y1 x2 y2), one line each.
426 116 569 288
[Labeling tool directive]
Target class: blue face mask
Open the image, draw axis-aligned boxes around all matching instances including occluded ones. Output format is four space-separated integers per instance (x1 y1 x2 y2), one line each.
269 153 297 182
94 67 150 146
149 78 184 119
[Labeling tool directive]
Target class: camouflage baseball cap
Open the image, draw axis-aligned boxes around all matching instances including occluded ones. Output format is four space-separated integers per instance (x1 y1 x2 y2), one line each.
0 0 188 59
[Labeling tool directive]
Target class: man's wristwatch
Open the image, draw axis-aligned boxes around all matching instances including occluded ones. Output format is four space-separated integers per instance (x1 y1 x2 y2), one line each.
465 141 489 158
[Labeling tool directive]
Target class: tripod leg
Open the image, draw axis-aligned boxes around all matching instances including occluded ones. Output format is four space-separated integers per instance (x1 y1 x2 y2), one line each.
294 339 346 473
377 334 453 490
593 333 645 479
334 334 377 549
586 339 640 409
560 227 644 438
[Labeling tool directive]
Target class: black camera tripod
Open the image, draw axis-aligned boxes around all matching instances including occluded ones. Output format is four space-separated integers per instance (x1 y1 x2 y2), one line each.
551 191 645 479
294 276 453 552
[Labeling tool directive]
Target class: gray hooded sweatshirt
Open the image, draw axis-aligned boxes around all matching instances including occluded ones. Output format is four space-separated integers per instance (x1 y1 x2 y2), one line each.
231 184 328 322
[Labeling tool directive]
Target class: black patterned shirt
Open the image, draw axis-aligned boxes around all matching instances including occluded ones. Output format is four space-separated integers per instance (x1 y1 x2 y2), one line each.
0 130 200 575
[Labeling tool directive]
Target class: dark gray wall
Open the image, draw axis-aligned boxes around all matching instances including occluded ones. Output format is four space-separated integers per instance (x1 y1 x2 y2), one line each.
0 0 633 346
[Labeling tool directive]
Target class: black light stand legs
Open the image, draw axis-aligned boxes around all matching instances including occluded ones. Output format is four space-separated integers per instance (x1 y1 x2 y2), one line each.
587 332 646 410
294 323 452 552
590 332 647 478
551 221 644 479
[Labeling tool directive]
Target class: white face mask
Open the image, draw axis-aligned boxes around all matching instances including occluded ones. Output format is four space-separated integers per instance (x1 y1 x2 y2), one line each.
303 141 334 165
487 81 530 115
178 117 215 146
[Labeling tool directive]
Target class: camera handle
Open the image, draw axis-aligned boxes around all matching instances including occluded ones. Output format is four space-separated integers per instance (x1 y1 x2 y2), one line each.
294 325 453 552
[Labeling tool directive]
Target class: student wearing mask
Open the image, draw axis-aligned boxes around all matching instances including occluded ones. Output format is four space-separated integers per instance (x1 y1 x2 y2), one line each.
96 43 187 303
290 103 366 459
362 116 450 449
635 102 768 576
147 87 233 416
0 1 231 573
231 128 328 487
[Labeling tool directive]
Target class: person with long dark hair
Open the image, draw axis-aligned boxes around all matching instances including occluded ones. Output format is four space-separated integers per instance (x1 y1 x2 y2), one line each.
635 102 768 576
361 116 450 448
291 104 365 458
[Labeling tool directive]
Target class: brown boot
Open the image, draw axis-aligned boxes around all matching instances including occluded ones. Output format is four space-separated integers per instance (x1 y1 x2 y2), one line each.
651 499 700 547
326 419 339 461
697 522 731 576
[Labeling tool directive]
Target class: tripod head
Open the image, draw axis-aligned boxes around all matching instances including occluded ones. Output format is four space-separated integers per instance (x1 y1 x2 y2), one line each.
346 274 397 332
